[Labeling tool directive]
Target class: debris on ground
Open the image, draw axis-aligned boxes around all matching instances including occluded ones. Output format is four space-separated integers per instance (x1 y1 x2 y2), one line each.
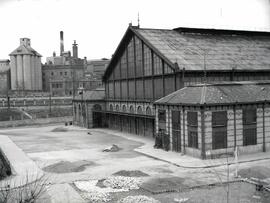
87 132 92 135
51 127 68 132
118 195 160 203
43 160 95 173
174 197 189 202
113 170 149 177
74 177 142 202
102 144 121 152
103 176 142 190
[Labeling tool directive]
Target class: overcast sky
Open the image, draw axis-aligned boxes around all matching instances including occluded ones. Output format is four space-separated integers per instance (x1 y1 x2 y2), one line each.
0 0 270 63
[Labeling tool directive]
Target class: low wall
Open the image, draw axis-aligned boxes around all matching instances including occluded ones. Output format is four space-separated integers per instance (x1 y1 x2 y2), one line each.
0 116 72 128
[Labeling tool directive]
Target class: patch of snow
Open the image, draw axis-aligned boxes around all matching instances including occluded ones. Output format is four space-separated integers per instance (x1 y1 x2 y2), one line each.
174 197 189 202
103 176 142 190
74 177 142 202
118 195 160 203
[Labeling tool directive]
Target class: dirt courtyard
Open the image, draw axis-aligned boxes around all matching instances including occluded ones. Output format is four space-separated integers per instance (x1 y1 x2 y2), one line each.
0 124 270 203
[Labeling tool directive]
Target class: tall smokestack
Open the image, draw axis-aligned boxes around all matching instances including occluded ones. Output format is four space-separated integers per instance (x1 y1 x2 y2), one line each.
72 40 78 58
60 31 64 56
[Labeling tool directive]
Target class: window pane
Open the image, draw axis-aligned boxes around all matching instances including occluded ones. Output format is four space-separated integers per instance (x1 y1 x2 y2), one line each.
144 45 152 76
212 127 227 149
121 81 128 99
243 125 257 146
154 77 163 99
153 54 162 75
128 38 135 78
136 79 143 99
212 111 227 126
144 79 152 100
187 112 198 126
164 76 175 95
121 50 127 79
188 131 198 148
128 80 135 99
243 109 256 124
135 37 143 77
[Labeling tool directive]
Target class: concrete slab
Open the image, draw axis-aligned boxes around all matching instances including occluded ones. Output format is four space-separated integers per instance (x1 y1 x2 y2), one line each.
0 135 43 188
92 129 270 169
46 183 86 203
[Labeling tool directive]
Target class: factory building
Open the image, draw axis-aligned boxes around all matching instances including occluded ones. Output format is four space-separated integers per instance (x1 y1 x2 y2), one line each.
74 24 270 158
9 38 42 91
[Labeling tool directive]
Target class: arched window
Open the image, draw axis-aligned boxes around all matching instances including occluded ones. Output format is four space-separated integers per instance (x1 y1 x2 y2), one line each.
146 107 152 115
130 105 134 113
93 104 102 111
116 105 120 111
122 105 127 112
109 104 113 111
137 106 143 114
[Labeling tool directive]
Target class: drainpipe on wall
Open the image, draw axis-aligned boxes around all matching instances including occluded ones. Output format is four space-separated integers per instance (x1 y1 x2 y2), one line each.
201 104 206 159
263 101 266 152
233 104 237 149
183 107 186 154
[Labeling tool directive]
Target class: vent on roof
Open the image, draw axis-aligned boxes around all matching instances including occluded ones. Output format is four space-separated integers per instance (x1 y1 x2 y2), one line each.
17 49 22 52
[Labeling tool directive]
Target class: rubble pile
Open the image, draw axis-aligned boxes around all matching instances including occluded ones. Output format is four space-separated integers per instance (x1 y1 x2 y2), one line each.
103 176 142 190
118 195 160 203
74 176 142 202
102 144 121 152
74 180 126 202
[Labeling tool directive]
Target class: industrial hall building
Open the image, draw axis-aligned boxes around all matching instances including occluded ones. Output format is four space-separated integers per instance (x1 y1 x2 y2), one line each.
73 24 270 158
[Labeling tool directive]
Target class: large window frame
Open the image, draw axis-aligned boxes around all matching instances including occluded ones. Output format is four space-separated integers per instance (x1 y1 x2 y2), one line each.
187 111 198 149
212 111 227 150
243 108 257 146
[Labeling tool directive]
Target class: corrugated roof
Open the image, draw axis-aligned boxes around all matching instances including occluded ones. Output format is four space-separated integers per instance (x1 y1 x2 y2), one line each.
134 28 270 71
74 88 105 101
9 45 42 57
155 81 270 105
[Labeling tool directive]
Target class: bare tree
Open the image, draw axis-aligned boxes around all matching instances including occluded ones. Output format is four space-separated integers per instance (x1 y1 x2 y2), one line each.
0 173 49 203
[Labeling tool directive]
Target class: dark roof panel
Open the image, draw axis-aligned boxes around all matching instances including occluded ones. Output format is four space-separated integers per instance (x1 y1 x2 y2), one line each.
155 81 270 105
134 27 270 71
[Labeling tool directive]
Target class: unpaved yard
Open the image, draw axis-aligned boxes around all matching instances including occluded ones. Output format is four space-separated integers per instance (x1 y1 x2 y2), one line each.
1 125 270 202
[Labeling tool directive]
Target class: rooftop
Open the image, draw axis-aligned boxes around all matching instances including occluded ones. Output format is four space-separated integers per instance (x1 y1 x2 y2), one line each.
155 81 270 106
132 26 270 71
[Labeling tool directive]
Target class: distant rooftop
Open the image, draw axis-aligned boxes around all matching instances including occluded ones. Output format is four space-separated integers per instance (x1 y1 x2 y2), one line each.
74 88 105 101
9 38 41 57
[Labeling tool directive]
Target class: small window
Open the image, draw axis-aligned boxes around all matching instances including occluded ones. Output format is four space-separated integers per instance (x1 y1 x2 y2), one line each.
51 72 54 76
60 72 63 76
65 72 67 76
187 112 198 148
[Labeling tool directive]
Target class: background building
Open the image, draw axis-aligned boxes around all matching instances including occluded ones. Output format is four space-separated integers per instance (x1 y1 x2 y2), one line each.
0 59 10 95
42 31 102 96
9 38 42 91
86 58 110 80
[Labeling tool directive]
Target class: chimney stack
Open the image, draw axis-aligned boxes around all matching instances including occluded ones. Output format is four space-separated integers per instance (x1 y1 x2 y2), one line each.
60 31 64 56
72 40 78 58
